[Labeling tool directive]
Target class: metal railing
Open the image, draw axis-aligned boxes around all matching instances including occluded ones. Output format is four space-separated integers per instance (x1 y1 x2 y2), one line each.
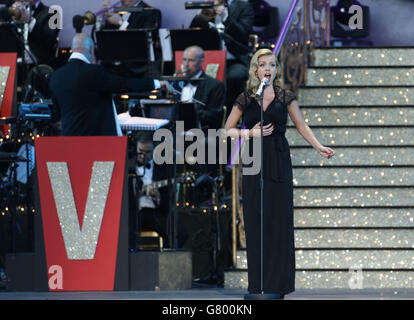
278 0 331 94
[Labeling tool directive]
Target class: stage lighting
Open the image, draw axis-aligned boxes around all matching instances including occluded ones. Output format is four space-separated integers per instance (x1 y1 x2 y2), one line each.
334 0 361 25
330 0 370 44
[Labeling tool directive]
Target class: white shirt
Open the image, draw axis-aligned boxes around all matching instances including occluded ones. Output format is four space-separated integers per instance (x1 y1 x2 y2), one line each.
180 70 203 103
28 0 41 32
215 2 235 60
136 160 156 209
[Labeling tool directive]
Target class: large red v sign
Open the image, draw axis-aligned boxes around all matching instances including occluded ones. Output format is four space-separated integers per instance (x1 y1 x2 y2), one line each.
35 137 127 291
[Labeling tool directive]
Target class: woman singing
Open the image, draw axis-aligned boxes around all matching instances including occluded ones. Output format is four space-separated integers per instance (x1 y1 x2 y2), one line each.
225 48 335 299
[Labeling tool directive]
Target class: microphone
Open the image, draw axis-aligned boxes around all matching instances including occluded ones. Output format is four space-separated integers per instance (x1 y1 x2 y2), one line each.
255 78 269 98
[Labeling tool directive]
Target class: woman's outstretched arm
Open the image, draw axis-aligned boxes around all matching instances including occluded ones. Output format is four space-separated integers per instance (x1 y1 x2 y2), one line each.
288 100 335 159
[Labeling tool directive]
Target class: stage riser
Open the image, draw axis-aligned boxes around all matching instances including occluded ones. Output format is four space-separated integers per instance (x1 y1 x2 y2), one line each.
294 208 414 228
287 107 414 127
312 48 414 67
225 271 414 290
287 128 414 146
298 88 414 107
295 230 414 249
290 147 414 167
306 68 414 86
129 251 193 291
292 168 414 186
235 250 414 270
293 188 413 207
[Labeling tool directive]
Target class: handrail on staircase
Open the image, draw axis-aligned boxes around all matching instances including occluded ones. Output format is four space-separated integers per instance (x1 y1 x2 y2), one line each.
273 0 301 58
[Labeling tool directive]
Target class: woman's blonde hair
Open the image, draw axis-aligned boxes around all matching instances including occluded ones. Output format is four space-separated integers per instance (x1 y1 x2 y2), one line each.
246 48 282 97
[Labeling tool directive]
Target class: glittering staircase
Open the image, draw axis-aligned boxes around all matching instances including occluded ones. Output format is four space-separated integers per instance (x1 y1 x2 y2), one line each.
225 47 414 290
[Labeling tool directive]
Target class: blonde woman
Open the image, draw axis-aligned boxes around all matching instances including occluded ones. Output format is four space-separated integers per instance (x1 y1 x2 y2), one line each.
225 48 334 299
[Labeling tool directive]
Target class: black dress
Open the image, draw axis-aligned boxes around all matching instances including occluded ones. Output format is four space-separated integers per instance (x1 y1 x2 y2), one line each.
234 85 296 295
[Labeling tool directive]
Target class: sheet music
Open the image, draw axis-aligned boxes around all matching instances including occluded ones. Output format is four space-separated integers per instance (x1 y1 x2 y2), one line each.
118 112 169 131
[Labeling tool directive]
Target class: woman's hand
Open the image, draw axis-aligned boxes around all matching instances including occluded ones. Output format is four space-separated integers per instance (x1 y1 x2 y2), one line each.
250 122 274 137
317 145 335 159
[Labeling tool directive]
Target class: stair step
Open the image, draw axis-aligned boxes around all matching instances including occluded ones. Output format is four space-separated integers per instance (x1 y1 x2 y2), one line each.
292 167 414 187
225 270 414 289
295 229 414 248
287 107 414 126
296 250 414 269
298 87 414 107
234 250 414 270
293 187 413 207
291 147 414 167
312 48 414 67
295 208 414 228
306 67 414 86
286 127 414 146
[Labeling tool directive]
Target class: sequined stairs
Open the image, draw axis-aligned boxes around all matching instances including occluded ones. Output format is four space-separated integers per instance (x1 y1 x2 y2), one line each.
225 47 414 290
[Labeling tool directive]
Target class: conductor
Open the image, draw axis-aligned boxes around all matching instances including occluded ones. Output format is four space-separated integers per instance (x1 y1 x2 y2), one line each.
49 33 162 136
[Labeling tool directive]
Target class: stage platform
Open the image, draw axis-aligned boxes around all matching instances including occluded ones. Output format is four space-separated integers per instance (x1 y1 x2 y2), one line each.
1 288 414 300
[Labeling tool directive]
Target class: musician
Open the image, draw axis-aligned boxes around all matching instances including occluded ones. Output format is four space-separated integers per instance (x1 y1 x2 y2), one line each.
131 132 187 249
26 0 60 67
177 45 226 130
98 0 162 78
190 0 254 115
49 33 162 136
102 0 161 31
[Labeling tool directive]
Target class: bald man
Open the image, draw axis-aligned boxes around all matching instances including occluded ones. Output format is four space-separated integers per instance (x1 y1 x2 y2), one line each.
178 45 226 130
50 34 160 136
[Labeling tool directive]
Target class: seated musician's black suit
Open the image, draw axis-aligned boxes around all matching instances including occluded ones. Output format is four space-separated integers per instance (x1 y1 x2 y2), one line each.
102 0 161 31
29 1 60 67
193 72 226 130
125 0 161 30
49 58 155 136
189 0 253 113
131 162 188 249
222 0 254 67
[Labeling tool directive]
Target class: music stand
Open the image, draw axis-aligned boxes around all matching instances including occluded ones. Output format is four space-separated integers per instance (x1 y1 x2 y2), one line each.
139 99 201 249
95 30 149 62
141 100 200 132
169 29 222 52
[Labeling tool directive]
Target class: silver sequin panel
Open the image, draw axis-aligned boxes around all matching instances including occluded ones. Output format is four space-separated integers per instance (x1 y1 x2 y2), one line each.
47 161 115 260
0 66 10 107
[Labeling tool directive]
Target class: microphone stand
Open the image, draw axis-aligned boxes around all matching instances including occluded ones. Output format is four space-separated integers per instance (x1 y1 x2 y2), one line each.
244 82 278 300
